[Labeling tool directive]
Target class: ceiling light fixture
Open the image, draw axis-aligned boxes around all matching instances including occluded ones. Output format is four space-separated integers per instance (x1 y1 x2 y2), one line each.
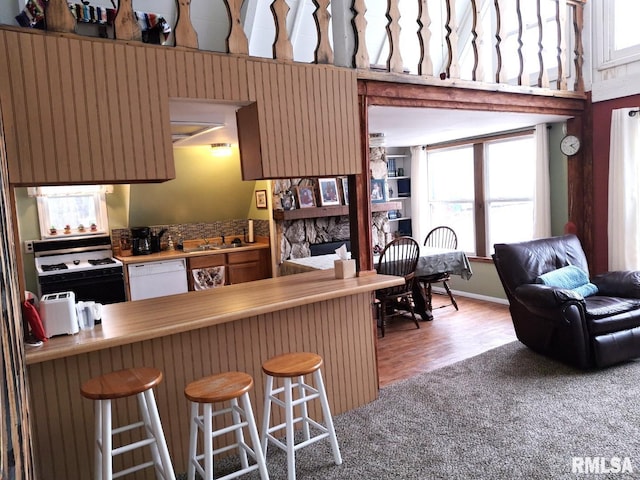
210 143 232 157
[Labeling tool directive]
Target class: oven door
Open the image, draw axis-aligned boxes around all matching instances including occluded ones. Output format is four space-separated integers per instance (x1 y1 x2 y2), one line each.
38 268 126 304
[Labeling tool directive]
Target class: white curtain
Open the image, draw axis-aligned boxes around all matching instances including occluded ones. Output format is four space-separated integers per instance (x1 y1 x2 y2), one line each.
410 146 427 243
608 107 640 270
534 124 551 238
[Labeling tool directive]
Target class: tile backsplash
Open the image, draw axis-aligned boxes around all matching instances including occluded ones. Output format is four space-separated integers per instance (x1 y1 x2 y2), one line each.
111 219 269 253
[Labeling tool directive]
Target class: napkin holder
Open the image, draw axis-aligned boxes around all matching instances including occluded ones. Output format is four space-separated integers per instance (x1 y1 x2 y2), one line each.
334 259 356 279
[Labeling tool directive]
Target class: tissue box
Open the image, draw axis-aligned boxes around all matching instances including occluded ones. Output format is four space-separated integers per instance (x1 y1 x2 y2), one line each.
334 259 356 279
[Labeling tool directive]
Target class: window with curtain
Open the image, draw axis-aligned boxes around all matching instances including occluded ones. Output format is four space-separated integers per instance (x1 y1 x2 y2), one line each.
28 185 111 238
426 130 539 257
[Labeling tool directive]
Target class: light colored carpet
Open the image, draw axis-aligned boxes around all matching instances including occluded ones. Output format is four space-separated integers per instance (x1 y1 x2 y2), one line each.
182 341 640 479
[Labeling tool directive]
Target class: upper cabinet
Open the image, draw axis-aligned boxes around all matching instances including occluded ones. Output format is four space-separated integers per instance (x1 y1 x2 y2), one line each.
0 27 361 186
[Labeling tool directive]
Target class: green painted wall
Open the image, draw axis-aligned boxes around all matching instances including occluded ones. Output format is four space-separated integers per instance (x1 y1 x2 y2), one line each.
128 147 268 226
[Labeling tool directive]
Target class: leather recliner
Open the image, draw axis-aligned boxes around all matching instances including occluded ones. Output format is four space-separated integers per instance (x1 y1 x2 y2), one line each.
493 234 640 369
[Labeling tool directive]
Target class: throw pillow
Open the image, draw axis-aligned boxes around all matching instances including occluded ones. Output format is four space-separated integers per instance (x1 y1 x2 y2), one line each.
536 265 599 298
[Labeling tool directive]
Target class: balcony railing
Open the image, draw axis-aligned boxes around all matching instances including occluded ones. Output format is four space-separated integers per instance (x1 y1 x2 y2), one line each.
41 0 586 95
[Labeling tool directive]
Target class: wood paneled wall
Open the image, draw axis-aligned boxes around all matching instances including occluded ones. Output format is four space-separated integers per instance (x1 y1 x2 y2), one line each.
0 26 360 185
27 293 377 479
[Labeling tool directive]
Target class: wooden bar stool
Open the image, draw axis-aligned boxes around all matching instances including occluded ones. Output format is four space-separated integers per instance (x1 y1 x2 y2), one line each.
80 366 175 480
184 371 269 480
261 352 342 480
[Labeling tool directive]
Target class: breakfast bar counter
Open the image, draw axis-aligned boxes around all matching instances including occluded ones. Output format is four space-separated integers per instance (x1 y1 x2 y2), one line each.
26 270 402 478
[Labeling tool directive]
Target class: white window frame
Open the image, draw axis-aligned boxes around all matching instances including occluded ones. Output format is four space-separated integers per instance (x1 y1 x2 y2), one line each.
597 0 640 70
28 185 111 239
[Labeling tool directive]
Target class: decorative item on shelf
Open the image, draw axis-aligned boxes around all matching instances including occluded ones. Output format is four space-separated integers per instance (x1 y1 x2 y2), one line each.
281 190 295 210
397 167 405 177
90 223 98 232
295 185 316 208
388 210 398 220
388 187 394 198
49 226 57 235
370 179 388 203
318 178 340 206
340 177 349 205
369 132 386 147
77 224 85 232
64 225 71 234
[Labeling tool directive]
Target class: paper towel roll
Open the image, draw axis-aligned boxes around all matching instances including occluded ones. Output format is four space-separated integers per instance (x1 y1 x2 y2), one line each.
248 219 254 243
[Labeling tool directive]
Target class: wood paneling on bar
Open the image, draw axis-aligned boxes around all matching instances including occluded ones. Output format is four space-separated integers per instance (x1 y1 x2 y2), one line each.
27 293 377 479
0 27 360 184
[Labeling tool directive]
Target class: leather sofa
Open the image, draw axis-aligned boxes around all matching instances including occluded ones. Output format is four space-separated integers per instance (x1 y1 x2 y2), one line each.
493 234 640 368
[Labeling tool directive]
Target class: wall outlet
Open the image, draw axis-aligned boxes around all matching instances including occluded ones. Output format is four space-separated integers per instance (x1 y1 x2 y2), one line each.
24 240 34 254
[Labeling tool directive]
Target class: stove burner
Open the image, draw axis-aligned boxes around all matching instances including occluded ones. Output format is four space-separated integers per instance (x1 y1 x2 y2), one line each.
88 258 116 266
41 263 69 272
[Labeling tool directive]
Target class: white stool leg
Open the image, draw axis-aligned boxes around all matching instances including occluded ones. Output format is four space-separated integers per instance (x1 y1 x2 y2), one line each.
143 389 176 480
101 399 112 480
240 392 270 480
284 377 296 480
231 397 249 470
203 403 214 480
314 370 342 465
187 402 198 480
261 375 274 456
94 400 103 480
137 392 163 476
297 375 311 441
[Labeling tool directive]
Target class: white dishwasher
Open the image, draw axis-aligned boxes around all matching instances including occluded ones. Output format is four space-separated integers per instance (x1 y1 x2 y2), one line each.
128 259 189 301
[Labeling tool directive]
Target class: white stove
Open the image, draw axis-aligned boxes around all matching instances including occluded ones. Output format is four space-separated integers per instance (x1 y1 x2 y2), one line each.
33 235 126 304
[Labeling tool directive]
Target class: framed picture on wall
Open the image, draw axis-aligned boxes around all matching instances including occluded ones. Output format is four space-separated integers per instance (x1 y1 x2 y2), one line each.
255 189 268 209
370 179 387 203
318 178 340 206
295 185 316 208
340 177 349 205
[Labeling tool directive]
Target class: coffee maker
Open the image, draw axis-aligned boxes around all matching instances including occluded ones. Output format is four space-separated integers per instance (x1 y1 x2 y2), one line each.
131 227 151 255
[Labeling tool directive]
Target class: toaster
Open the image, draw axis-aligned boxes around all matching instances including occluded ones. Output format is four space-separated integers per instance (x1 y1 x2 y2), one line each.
40 291 79 337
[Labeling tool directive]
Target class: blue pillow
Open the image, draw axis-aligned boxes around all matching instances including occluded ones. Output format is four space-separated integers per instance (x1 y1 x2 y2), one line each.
536 265 599 298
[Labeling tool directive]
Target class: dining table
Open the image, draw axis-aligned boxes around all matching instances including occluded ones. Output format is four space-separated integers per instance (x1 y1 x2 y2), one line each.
280 246 473 320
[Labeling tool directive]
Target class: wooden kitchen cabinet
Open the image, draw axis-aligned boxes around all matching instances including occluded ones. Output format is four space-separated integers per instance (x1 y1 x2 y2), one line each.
186 248 270 290
226 249 269 284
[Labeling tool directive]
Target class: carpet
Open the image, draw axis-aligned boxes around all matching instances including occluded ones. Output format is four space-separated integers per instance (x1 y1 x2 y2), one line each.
185 342 640 479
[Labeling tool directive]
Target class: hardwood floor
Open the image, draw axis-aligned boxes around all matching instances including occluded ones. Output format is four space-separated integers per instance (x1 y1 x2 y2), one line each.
376 294 517 387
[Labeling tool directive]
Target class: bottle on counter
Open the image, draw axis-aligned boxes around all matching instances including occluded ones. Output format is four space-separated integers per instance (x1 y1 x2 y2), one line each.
176 234 184 250
167 235 175 251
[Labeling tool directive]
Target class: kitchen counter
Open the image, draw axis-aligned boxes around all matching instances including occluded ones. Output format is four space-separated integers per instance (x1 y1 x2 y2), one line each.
26 269 403 478
116 240 270 265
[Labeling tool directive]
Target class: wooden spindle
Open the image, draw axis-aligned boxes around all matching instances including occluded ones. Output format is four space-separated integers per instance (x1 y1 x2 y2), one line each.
494 0 506 83
385 0 403 73
556 0 567 90
569 0 585 92
45 0 76 33
417 0 433 76
471 0 484 82
175 0 199 49
225 0 248 54
352 0 370 69
536 0 549 88
515 0 528 86
271 0 294 61
114 0 141 42
444 0 459 79
313 0 334 64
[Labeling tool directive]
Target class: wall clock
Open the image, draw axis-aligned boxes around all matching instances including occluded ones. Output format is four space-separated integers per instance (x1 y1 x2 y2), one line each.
560 135 581 156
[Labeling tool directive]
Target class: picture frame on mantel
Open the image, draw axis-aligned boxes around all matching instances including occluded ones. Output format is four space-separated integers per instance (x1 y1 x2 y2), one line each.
295 185 316 208
340 177 349 205
255 189 268 209
318 178 340 206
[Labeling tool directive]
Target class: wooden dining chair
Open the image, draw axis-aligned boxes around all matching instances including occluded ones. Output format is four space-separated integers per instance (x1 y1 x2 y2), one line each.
418 226 459 311
375 236 420 336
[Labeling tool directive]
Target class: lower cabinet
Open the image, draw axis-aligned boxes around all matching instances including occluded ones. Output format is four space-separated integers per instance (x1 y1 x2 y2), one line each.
187 248 271 291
